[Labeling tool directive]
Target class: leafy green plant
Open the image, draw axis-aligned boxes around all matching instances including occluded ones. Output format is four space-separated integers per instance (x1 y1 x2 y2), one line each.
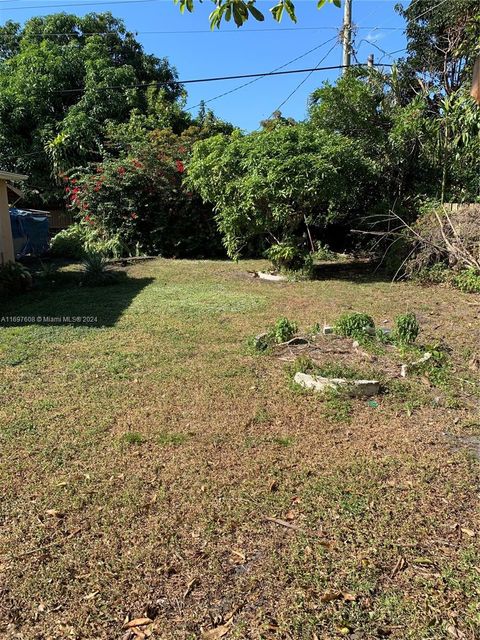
269 317 298 343
313 242 336 261
0 261 32 295
265 242 304 272
187 124 377 262
453 268 480 294
334 312 375 338
50 224 87 259
81 251 124 287
393 312 419 346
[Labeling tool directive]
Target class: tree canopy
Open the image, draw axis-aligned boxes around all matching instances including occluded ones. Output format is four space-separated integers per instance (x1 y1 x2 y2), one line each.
0 12 182 205
186 124 377 261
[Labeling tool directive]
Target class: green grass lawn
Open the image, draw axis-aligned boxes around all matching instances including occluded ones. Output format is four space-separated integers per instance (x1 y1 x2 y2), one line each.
1 259 479 640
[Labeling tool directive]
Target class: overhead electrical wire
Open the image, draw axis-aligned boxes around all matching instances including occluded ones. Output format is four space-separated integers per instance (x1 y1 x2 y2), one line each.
270 40 339 115
185 34 338 112
57 61 393 95
0 26 405 36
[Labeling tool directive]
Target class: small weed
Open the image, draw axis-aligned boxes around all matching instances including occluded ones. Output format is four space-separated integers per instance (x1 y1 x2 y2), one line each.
334 312 375 339
308 322 322 337
393 312 419 346
285 355 316 377
157 432 188 446
270 317 298 344
252 407 271 424
248 316 298 352
120 431 144 445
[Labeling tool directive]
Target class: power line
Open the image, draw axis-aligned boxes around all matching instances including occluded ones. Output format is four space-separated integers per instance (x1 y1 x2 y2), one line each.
0 26 405 36
413 0 450 21
57 62 393 94
272 41 339 114
185 35 338 112
357 39 407 62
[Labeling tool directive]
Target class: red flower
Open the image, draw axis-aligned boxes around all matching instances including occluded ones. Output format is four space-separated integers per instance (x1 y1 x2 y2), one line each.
70 178 77 184
93 181 102 192
118 166 126 176
65 187 71 194
130 212 138 220
178 145 186 154
84 215 94 225
132 159 143 169
175 160 185 173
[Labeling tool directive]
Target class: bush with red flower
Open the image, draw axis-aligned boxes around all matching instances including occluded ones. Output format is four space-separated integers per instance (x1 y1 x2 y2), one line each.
67 130 223 257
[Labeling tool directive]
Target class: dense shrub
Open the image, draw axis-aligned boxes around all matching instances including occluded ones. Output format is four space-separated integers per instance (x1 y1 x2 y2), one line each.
453 268 480 293
67 130 223 258
50 224 86 259
187 124 377 265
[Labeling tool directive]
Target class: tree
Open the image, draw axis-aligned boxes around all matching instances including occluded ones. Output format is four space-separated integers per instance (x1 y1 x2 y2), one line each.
260 110 296 131
0 12 182 206
186 124 377 266
174 0 341 29
395 0 480 94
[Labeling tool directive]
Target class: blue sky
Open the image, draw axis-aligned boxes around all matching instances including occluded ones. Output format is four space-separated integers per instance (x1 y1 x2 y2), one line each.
0 0 408 130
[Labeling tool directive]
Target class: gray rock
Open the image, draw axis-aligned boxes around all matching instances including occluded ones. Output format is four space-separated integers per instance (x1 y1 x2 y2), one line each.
294 372 380 397
257 271 288 282
323 325 334 335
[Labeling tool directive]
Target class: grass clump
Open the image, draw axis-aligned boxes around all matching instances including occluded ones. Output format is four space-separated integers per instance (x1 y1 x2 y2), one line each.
119 431 144 446
393 312 419 346
334 312 375 339
157 432 188 446
286 356 365 382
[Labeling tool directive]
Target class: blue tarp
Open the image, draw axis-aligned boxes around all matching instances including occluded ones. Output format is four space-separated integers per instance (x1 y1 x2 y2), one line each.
10 208 49 258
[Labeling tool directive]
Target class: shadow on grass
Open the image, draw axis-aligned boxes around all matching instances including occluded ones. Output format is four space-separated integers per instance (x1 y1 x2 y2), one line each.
312 260 391 284
0 274 154 328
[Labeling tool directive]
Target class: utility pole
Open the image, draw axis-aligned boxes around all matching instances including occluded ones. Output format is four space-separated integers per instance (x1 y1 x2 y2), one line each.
342 0 352 74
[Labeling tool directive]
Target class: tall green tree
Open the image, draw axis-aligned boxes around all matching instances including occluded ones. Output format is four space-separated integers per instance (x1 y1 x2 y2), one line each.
186 124 377 262
0 12 182 206
396 0 480 93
